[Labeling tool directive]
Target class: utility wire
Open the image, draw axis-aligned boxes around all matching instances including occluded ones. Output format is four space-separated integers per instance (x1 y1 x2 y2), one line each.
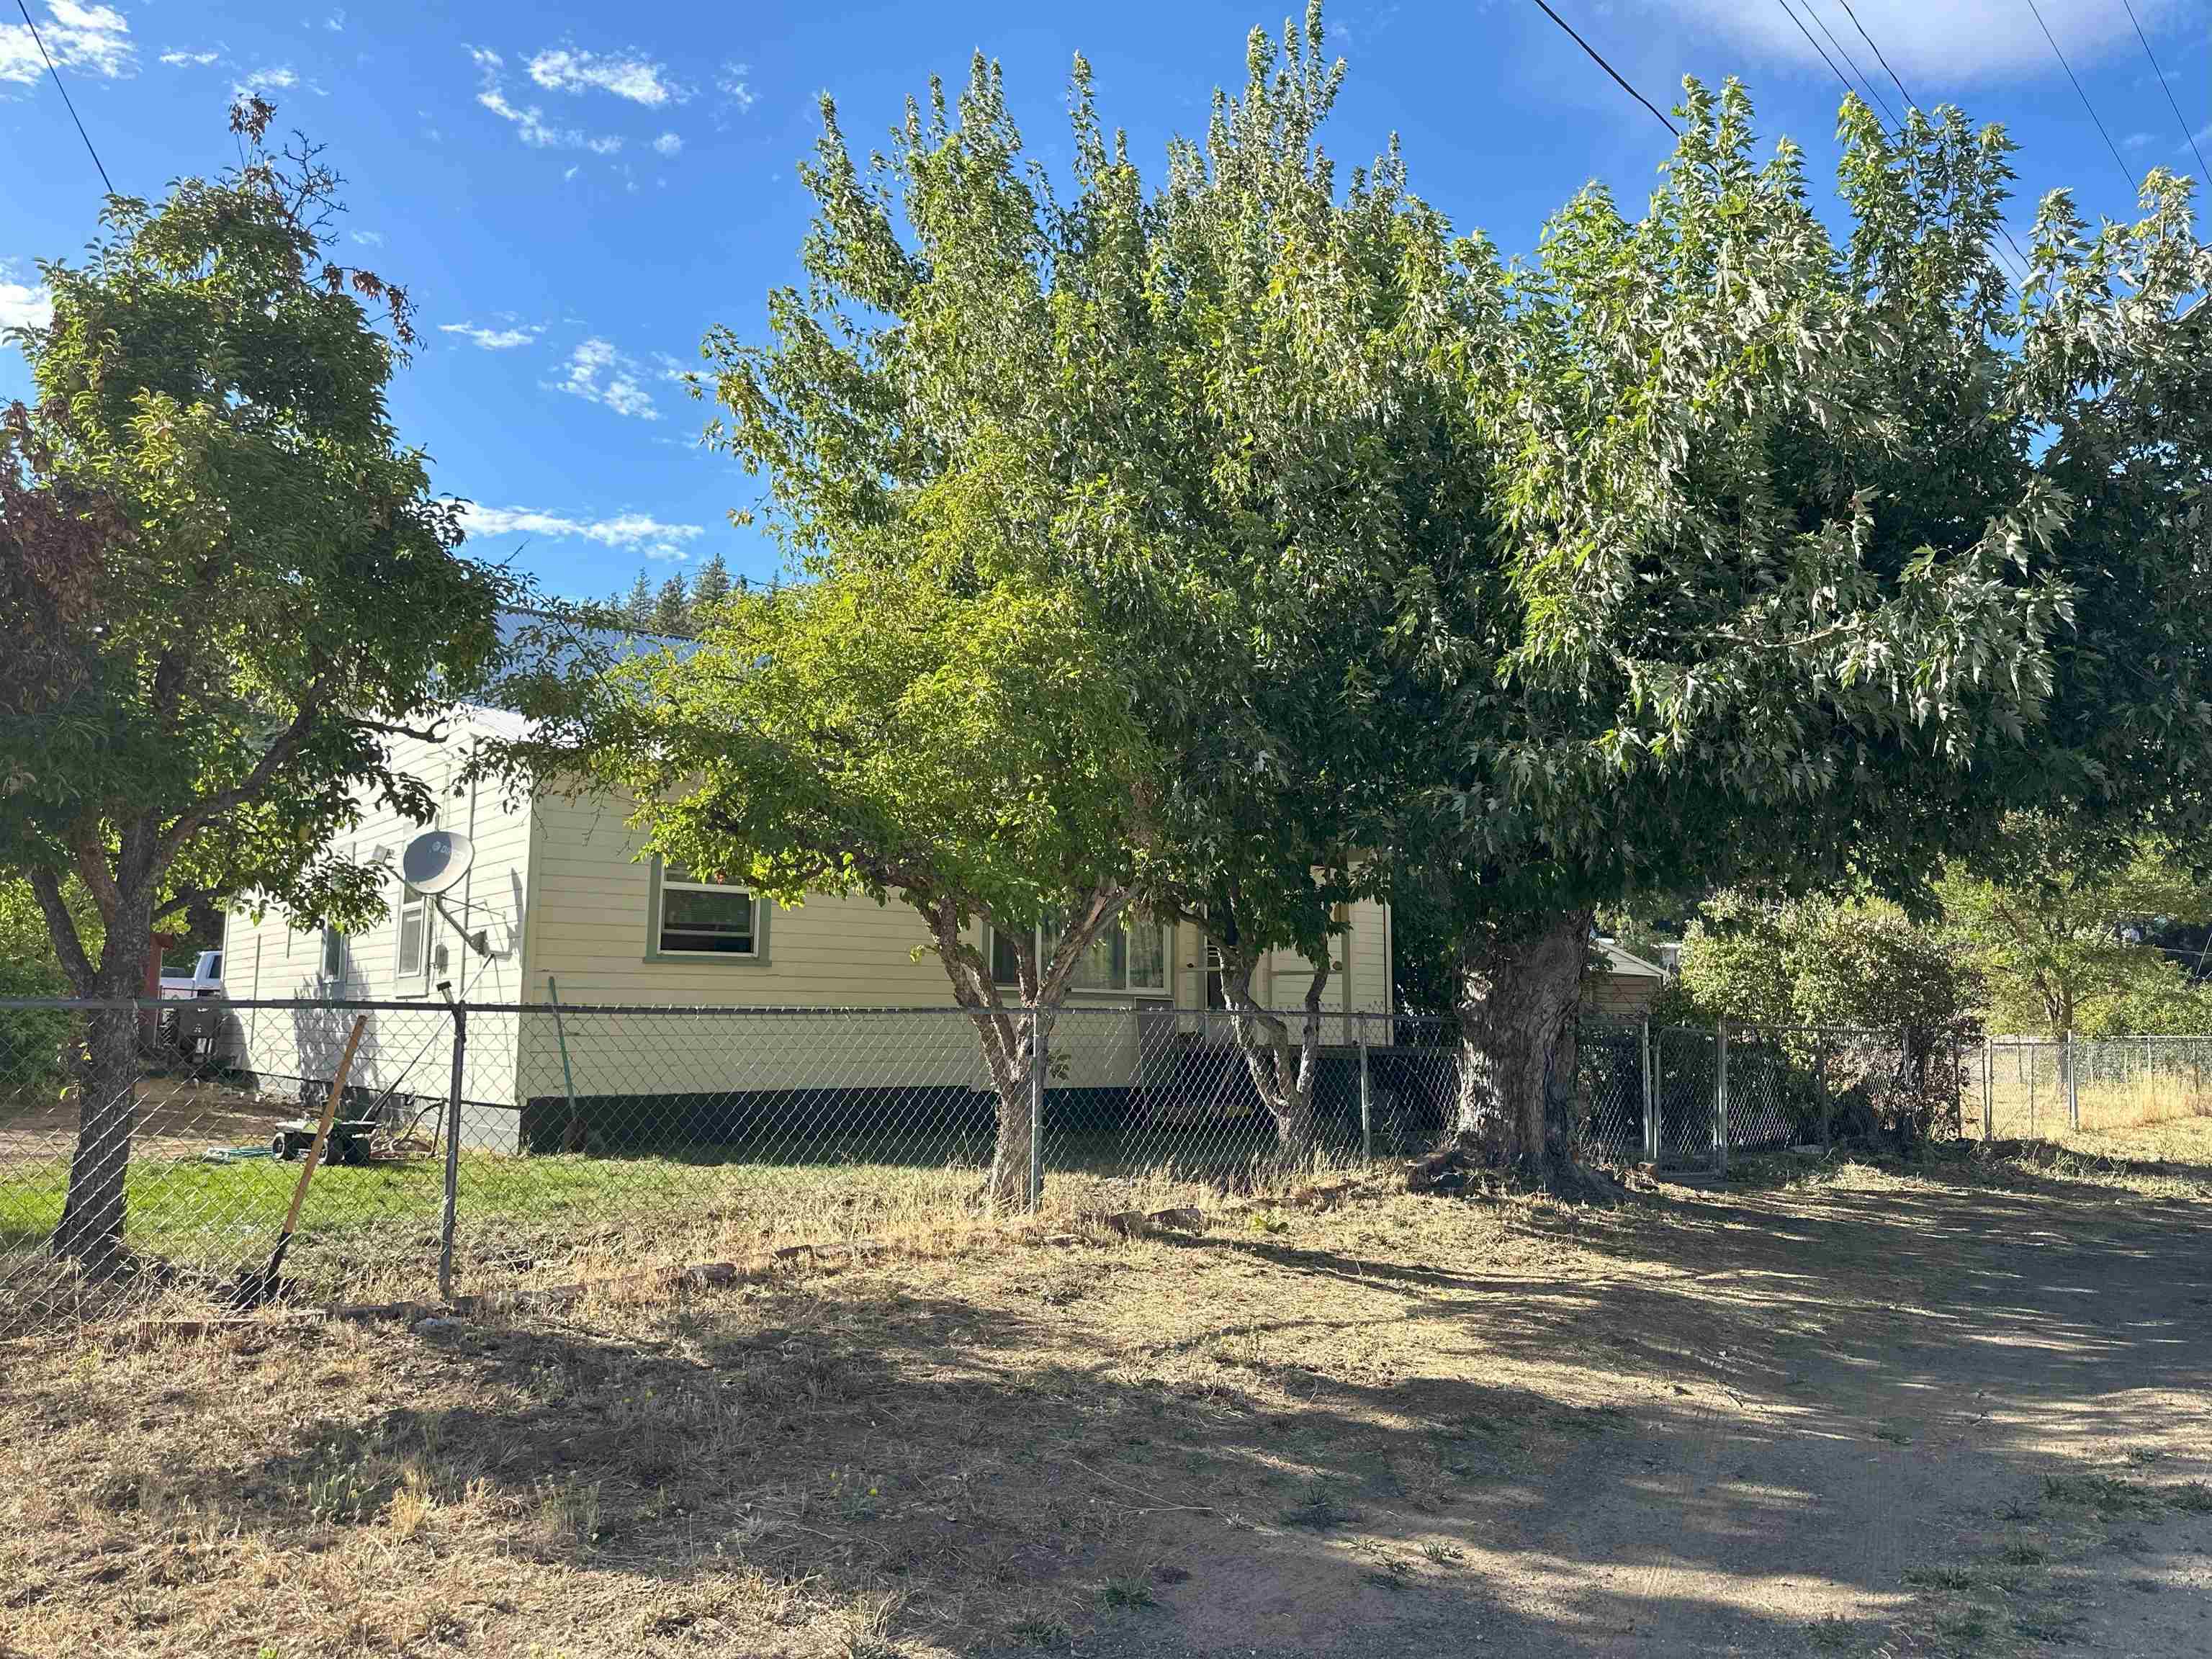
1773 0 1860 108
14 0 114 198
1527 0 1680 138
1833 0 1918 119
2022 0 2139 197
1805 0 1905 131
1779 0 2031 288
2118 0 2211 186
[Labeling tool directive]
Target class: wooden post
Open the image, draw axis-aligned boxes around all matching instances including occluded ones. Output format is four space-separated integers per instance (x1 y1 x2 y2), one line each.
438 983 465 1303
1028 1010 1046 1212
1982 1035 1993 1140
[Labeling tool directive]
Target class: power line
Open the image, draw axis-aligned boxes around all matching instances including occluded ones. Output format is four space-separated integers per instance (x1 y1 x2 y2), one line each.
2118 0 2211 186
1773 0 1859 108
1814 0 2036 292
1805 0 1905 131
1833 0 1919 118
2022 0 2139 197
14 0 114 197
1527 0 1680 138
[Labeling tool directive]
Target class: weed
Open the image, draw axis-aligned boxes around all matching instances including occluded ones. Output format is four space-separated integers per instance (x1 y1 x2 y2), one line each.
838 1588 904 1659
1419 1540 1466 1565
2043 1473 2158 1515
1805 1614 1858 1653
303 1454 375 1524
532 1473 601 1553
1277 1478 1361 1531
1901 1564 1976 1591
1997 1539 2046 1567
1008 1617 1073 1650
2168 1482 2212 1513
1096 1574 1156 1609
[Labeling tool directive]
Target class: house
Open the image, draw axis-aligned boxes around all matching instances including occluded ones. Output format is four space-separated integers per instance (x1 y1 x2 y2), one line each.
220 708 1398 1149
1586 940 1668 1021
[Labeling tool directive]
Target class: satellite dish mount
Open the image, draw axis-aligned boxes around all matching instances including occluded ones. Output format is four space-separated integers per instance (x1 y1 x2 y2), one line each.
397 830 495 957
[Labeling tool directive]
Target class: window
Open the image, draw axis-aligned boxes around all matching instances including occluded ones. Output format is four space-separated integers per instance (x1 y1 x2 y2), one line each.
655 864 757 956
395 886 429 979
320 925 345 983
993 915 1169 995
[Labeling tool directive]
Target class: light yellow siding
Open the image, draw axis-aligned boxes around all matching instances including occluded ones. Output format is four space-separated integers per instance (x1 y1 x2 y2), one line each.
220 709 531 1123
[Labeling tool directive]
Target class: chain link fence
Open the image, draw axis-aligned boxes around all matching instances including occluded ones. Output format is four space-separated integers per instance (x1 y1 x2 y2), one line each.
1959 1033 2212 1139
6 997 2206 1340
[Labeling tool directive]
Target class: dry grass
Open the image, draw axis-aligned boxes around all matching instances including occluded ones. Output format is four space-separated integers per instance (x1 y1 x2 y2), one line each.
3 1128 2208 1658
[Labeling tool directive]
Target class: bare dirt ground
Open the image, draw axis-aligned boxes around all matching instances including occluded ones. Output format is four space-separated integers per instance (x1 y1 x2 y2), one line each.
0 1076 299 1166
4 1121 2210 1658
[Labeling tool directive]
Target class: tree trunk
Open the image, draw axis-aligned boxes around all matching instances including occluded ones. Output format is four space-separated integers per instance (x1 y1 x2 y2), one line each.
1453 909 1592 1182
53 925 150 1269
975 1012 1040 1216
1220 950 1329 1168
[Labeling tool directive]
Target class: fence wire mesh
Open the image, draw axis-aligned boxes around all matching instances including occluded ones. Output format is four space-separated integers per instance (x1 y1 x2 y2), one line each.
8 998 2206 1341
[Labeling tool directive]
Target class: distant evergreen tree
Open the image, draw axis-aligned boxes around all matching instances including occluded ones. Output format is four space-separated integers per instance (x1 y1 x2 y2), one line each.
691 551 732 619
624 569 652 626
652 573 691 635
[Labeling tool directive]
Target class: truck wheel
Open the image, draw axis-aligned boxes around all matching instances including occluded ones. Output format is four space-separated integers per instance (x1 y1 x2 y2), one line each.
272 1133 295 1159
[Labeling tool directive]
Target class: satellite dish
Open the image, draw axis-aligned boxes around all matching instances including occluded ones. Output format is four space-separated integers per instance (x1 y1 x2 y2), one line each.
400 830 475 896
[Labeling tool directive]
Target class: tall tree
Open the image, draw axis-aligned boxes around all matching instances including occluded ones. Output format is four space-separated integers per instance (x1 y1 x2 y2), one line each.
701 7 1481 1161
689 550 732 617
499 560 1156 1212
650 572 690 635
622 569 653 626
0 101 511 1264
1395 86 2212 1182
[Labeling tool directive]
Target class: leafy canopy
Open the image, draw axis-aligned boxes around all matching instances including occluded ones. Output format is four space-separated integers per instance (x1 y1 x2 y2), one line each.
0 101 513 990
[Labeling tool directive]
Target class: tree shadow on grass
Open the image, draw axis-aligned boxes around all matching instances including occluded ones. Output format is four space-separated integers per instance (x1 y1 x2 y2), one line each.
30 1148 2212 1657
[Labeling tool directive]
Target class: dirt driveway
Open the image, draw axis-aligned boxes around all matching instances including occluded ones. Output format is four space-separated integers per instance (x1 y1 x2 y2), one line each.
4 1129 2210 1658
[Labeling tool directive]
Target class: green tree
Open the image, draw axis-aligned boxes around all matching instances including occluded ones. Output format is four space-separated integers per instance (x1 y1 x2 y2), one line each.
688 551 732 619
1673 891 1979 1043
650 572 690 635
1938 814 2212 1036
0 102 511 1264
622 569 653 626
498 558 1157 1212
1398 86 2212 1181
702 9 1475 1159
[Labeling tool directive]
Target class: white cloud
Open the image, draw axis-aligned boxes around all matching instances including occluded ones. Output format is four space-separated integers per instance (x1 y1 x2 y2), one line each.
2124 132 2156 151
235 65 298 95
562 164 579 181
1645 0 2186 87
718 60 755 113
441 320 540 350
459 503 704 550
469 45 623 153
552 336 659 419
1 2 135 86
350 228 384 247
325 11 345 31
652 130 682 156
526 47 683 107
0 272 53 333
158 48 219 68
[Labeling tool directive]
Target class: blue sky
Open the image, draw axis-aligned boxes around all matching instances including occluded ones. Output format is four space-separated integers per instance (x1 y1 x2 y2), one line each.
3 1 2208 601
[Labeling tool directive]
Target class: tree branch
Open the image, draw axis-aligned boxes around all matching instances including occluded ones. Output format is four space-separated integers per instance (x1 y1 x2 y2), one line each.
26 866 95 996
152 678 336 869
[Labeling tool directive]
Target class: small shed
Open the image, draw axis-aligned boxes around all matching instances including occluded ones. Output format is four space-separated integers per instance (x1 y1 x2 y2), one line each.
1583 940 1668 1022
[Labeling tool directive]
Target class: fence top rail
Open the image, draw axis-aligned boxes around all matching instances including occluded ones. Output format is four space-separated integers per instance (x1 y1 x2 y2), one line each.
0 996 1406 1019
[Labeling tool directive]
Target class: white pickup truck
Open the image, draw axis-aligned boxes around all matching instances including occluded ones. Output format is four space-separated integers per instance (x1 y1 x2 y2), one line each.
159 949 225 999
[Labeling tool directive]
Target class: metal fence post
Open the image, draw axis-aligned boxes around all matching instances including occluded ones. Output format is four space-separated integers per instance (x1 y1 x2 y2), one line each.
2052 1035 2070 1141
436 983 465 1302
1982 1035 1993 1140
1028 1008 1046 1213
1815 1038 1831 1150
1357 1014 1373 1162
1640 1018 1656 1165
1713 1020 1730 1172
